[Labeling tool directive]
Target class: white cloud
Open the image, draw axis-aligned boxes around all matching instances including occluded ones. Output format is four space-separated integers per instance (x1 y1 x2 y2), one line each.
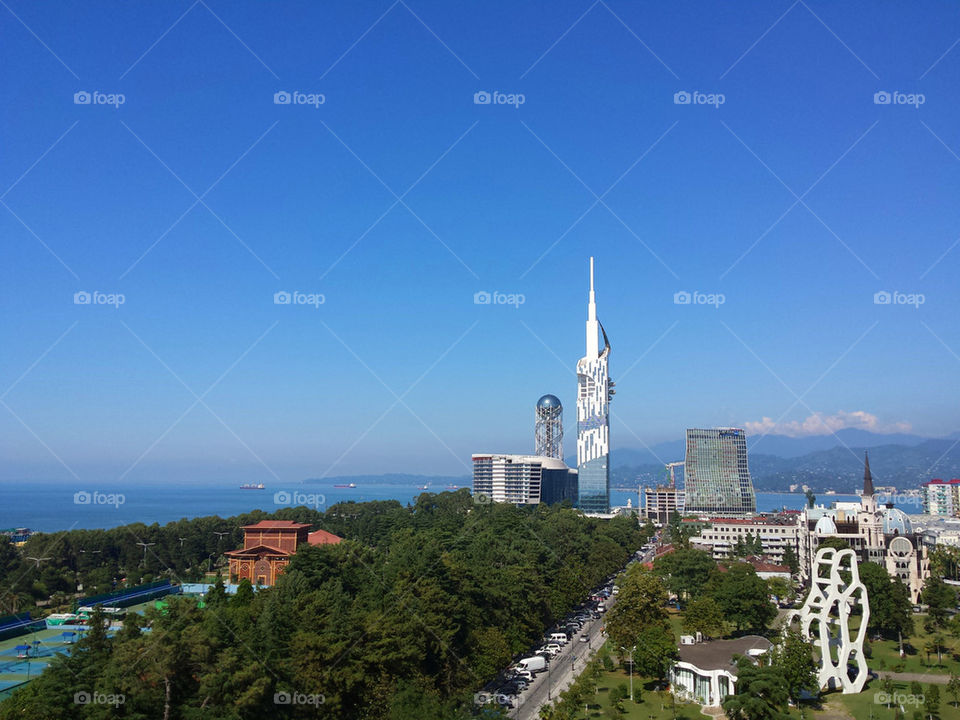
744 411 912 438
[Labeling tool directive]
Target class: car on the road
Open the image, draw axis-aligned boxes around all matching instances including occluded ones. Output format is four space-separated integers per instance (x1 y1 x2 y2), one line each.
580 634 590 643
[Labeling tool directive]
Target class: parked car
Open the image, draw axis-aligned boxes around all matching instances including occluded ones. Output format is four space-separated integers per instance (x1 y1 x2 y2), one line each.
543 643 562 654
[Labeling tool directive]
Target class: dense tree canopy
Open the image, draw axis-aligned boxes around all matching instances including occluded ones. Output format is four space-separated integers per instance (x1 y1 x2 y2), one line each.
652 548 715 601
0 492 648 719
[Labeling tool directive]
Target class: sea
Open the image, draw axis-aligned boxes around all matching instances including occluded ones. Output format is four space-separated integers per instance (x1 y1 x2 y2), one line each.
0 480 863 534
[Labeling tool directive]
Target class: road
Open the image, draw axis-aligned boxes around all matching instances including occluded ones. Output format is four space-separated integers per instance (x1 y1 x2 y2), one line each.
511 547 658 720
512 592 618 720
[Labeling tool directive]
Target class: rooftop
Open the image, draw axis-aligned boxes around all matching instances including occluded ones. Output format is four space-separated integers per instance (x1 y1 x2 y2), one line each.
242 520 312 530
677 635 772 671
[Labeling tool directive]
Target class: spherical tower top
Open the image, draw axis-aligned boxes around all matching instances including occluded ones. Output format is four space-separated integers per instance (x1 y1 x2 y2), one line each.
537 394 562 410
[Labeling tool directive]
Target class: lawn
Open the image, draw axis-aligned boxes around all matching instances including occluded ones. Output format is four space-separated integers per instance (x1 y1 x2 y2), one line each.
859 613 960 676
582 669 703 720
827 681 960 720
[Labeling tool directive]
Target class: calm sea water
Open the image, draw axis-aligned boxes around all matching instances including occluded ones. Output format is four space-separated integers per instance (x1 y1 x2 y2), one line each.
0 481 862 533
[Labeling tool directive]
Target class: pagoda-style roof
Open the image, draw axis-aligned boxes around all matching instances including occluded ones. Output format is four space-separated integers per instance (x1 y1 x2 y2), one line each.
242 520 312 531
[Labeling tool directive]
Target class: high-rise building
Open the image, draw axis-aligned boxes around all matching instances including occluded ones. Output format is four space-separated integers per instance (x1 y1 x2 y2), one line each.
535 394 564 460
643 461 686 524
471 454 577 505
683 428 756 516
576 257 613 514
921 479 960 516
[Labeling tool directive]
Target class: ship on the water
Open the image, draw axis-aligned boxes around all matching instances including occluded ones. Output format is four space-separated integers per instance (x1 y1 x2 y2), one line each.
333 483 357 488
240 483 265 490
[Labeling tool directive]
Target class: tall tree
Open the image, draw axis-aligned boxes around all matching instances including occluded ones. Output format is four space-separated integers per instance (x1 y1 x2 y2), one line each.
710 563 777 633
772 628 818 705
652 548 715 601
606 565 676 679
922 576 957 628
781 545 799 576
682 596 725 639
722 658 790 720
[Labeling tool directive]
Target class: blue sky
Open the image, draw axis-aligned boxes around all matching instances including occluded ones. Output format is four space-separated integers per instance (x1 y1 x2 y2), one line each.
1 0 959 482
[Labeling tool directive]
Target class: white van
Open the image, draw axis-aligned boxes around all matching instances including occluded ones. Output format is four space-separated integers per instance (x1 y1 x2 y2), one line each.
549 632 568 644
517 656 546 673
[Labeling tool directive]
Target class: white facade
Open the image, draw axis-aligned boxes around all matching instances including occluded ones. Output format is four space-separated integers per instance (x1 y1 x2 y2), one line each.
669 636 771 707
576 257 612 514
691 516 801 563
471 454 568 504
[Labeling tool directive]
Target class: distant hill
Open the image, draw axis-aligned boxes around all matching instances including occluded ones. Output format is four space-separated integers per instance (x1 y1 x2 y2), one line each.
611 434 960 493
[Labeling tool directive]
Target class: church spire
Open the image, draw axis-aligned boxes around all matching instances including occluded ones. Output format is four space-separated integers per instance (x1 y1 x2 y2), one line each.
863 451 874 496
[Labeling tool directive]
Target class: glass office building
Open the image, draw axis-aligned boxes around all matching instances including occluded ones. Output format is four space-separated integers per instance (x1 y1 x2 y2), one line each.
683 428 756 516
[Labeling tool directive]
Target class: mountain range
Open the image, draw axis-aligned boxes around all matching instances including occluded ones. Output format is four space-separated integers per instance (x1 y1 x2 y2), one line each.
606 430 960 493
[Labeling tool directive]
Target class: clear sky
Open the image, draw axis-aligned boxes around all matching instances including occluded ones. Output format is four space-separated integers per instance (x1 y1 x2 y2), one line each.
1 1 959 483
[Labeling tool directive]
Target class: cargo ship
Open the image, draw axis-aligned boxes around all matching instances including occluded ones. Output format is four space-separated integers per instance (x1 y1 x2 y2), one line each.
240 483 265 490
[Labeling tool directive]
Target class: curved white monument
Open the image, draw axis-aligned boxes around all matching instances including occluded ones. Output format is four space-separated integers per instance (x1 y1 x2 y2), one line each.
787 547 869 693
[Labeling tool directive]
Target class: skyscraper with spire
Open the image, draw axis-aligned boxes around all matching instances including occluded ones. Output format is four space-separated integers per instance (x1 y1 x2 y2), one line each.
576 257 613 513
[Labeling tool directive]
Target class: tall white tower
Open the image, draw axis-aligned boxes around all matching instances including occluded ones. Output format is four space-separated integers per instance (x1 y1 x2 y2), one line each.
576 257 612 513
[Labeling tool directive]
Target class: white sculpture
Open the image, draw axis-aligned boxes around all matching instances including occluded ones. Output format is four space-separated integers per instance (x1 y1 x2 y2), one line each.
787 547 869 693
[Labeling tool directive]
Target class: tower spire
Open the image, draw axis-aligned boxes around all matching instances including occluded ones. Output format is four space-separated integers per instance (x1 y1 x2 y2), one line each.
585 257 599 358
863 451 874 496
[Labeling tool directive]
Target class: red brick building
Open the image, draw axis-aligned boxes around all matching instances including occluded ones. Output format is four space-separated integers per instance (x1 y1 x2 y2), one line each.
225 520 341 586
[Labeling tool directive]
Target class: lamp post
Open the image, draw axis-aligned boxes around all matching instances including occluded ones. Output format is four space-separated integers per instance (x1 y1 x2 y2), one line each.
620 645 635 702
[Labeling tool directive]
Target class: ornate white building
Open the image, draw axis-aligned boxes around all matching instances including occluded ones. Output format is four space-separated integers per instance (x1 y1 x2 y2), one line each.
800 453 929 602
576 257 612 513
